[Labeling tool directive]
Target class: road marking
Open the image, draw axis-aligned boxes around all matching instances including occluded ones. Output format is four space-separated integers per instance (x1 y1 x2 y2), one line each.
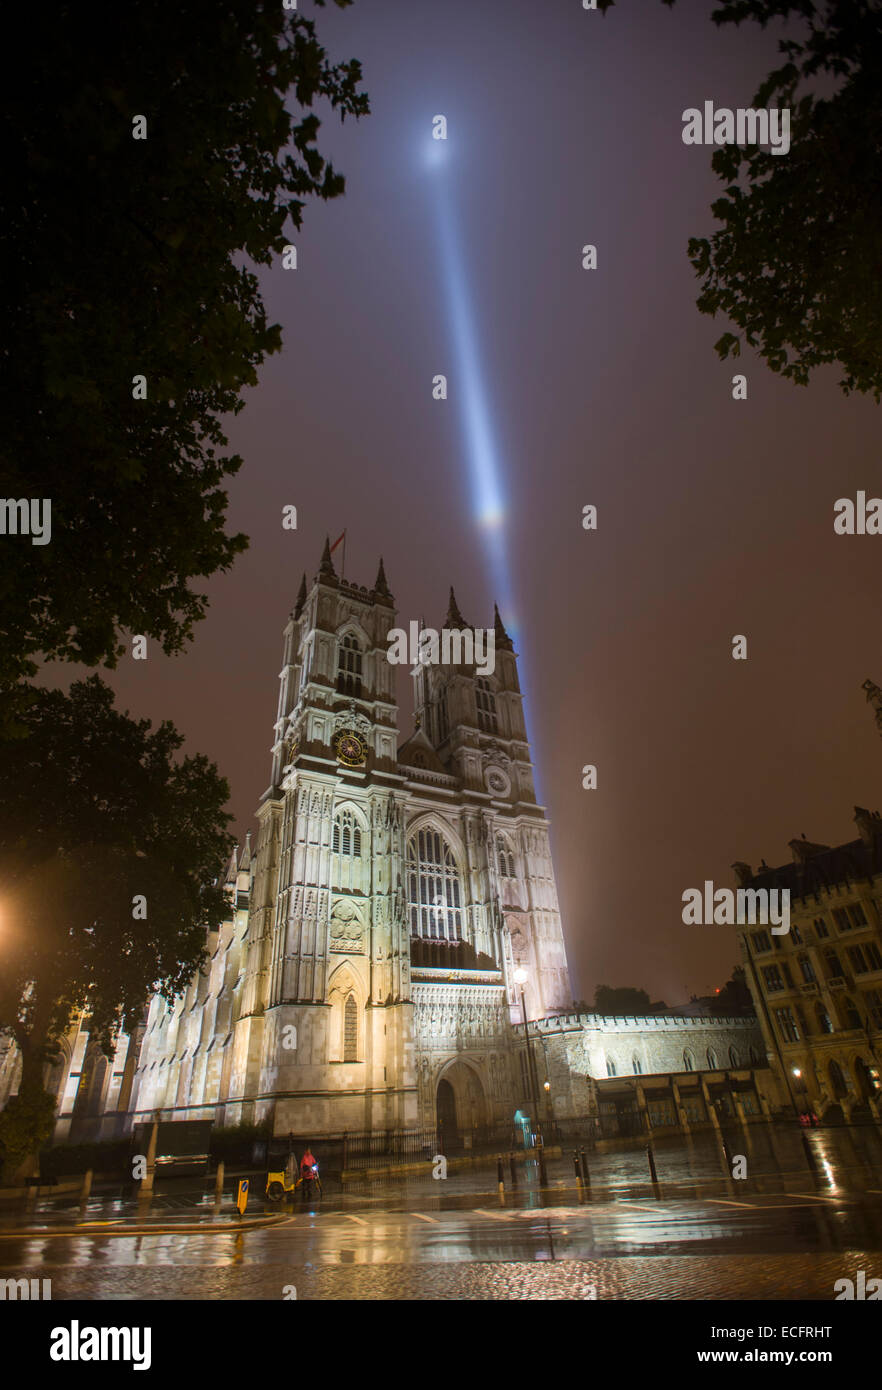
473 1208 512 1220
410 1212 439 1223
342 1214 369 1225
708 1199 757 1208
617 1202 661 1213
782 1192 838 1203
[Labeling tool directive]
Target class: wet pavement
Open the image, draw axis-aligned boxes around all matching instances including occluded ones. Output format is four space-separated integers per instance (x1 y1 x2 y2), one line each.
1 1124 879 1299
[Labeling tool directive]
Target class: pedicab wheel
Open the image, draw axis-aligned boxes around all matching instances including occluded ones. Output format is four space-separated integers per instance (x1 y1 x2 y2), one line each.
267 1181 285 1201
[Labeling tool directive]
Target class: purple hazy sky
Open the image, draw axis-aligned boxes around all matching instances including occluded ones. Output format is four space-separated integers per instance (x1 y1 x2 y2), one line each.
91 0 881 1005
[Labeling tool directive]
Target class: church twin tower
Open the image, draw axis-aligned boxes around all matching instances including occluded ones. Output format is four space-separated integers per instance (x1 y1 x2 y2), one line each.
133 545 571 1137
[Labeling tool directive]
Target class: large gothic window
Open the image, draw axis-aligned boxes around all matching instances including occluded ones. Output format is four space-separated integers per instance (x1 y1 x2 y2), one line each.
332 809 364 892
337 633 363 698
475 677 498 734
407 827 464 941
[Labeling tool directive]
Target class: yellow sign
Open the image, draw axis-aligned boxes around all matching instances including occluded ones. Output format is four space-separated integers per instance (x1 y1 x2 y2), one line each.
236 1179 249 1215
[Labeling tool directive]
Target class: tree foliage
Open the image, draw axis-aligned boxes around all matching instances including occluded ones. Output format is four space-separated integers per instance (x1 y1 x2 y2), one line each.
0 1 368 691
0 678 233 1082
593 985 668 1016
602 0 882 398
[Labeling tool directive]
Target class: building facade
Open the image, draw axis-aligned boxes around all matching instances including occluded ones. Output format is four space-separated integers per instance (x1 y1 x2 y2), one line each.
735 805 882 1123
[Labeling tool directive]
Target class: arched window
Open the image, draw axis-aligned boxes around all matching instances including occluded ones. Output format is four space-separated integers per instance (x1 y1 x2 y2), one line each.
475 677 498 734
343 994 358 1062
496 835 515 879
337 633 363 698
683 1049 694 1072
843 995 863 1031
331 808 364 891
606 1058 617 1077
728 1046 740 1067
828 1058 849 1099
706 1047 718 1070
748 1046 759 1065
407 827 464 941
816 1002 833 1034
632 1055 642 1075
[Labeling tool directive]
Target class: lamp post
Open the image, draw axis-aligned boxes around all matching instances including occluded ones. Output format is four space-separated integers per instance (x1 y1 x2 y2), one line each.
514 967 546 1181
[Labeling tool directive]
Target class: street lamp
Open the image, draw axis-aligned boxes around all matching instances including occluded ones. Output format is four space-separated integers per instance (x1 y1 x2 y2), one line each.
513 967 546 1180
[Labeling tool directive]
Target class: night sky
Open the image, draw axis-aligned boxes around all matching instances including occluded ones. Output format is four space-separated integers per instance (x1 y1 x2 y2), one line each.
90 0 881 1006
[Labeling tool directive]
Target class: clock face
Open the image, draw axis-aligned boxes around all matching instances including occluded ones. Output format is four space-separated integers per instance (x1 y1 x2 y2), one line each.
334 730 367 767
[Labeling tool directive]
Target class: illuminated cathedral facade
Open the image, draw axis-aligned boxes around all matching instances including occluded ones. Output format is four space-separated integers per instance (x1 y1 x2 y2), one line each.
127 544 572 1138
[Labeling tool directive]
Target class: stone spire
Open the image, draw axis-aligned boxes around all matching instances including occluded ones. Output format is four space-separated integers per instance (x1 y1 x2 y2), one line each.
224 846 238 885
318 536 338 583
493 602 514 652
239 831 252 875
373 556 393 604
446 586 467 628
293 572 307 619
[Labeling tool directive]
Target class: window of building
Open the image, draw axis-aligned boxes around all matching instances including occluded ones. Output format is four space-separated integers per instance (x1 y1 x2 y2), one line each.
849 902 868 928
331 809 364 892
833 907 852 933
435 693 449 744
343 994 358 1062
752 930 771 954
866 989 882 1029
798 955 816 983
496 836 516 879
762 965 784 992
606 1058 617 1077
706 1047 718 1070
782 963 794 989
748 1046 760 1064
790 923 803 945
864 941 882 972
823 948 844 979
632 1055 642 1075
843 996 863 1030
683 1049 694 1072
729 1046 740 1067
816 1002 833 1034
847 945 869 975
814 917 829 939
475 677 498 734
337 633 363 698
407 827 464 941
774 1006 800 1043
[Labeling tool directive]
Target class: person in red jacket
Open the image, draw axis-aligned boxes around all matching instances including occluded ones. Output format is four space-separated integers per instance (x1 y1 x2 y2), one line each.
300 1148 317 1180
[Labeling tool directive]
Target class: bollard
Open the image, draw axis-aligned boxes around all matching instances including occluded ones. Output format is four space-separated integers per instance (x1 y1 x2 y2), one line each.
647 1144 661 1199
215 1160 225 1201
573 1149 582 1183
580 1147 591 1191
497 1155 505 1195
80 1168 93 1203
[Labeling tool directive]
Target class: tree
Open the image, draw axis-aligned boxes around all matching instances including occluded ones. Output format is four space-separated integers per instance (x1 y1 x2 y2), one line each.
708 965 755 1015
601 0 882 399
0 678 232 1179
593 984 668 1015
0 2 368 695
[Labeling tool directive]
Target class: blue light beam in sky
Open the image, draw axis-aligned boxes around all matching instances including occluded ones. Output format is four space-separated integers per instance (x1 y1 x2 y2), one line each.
423 129 545 802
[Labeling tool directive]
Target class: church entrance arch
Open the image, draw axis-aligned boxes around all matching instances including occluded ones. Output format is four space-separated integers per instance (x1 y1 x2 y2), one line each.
436 1060 488 1151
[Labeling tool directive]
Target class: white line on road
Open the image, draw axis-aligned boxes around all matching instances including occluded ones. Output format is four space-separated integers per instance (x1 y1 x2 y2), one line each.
473 1208 512 1220
410 1213 439 1223
343 1214 369 1225
782 1192 839 1203
708 1199 758 1208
